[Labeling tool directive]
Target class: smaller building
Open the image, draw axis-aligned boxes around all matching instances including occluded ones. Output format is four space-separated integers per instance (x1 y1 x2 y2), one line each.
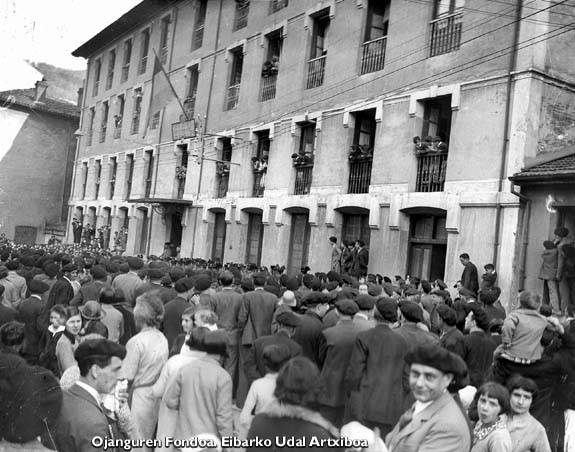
0 80 81 244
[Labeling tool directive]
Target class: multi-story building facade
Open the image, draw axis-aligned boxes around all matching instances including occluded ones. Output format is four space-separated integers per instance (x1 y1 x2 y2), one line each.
70 0 575 300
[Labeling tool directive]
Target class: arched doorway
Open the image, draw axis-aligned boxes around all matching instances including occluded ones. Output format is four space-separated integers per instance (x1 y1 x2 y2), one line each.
403 207 447 281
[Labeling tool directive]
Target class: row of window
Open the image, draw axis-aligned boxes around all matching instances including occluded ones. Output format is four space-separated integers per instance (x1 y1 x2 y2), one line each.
90 0 464 99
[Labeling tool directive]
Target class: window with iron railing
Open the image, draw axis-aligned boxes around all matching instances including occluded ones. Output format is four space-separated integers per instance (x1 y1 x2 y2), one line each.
86 107 95 146
348 109 376 193
252 131 270 197
95 160 102 199
216 138 232 198
139 29 150 74
260 31 282 101
109 157 117 199
131 90 142 135
184 65 198 118
360 0 388 74
306 11 329 89
114 95 124 139
81 162 88 200
270 0 288 14
121 39 132 82
176 148 188 199
429 0 464 57
234 1 249 31
144 150 154 198
226 48 243 110
292 122 315 195
192 0 207 51
159 15 171 65
106 49 116 90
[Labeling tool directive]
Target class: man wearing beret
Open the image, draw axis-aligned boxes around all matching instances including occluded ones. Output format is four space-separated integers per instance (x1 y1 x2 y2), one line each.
292 292 329 368
353 294 376 331
54 339 129 452
16 279 50 364
70 265 111 307
385 344 471 452
317 299 363 427
246 310 302 384
163 277 194 349
44 264 78 317
345 298 409 436
236 272 277 407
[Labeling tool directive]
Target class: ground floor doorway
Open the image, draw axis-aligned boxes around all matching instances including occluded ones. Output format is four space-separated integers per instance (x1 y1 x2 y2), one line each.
407 212 447 281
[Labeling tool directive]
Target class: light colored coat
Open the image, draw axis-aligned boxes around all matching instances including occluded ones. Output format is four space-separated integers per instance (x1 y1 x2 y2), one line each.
385 392 471 452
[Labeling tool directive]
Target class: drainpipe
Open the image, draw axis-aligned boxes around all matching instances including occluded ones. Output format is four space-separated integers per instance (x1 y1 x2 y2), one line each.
492 0 523 268
510 181 530 291
190 0 224 258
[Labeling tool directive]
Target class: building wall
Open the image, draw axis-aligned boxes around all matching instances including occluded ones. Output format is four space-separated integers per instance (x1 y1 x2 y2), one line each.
0 106 77 243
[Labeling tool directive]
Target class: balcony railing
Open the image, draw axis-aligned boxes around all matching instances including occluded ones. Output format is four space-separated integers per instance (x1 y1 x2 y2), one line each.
415 151 448 192
121 64 130 82
348 159 372 194
260 74 277 102
159 47 168 65
86 130 93 146
226 84 241 110
306 55 326 89
172 118 196 140
216 174 229 198
360 36 387 75
234 3 249 30
294 165 313 195
429 11 463 57
113 126 121 139
176 177 185 199
253 171 265 197
192 24 205 50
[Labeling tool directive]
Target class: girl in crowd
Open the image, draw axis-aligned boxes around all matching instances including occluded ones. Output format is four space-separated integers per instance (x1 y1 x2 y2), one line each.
471 382 512 452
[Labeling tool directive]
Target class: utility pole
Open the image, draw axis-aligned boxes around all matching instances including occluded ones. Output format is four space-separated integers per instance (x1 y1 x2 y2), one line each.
190 116 206 259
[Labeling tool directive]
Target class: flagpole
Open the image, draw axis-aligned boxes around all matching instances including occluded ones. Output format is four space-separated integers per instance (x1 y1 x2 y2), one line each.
151 48 191 120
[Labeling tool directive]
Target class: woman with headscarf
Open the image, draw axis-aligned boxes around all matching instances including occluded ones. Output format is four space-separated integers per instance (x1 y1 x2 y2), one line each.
120 292 169 451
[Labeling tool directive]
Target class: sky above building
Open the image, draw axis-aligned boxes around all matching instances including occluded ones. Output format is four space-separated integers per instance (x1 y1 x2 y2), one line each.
0 0 141 70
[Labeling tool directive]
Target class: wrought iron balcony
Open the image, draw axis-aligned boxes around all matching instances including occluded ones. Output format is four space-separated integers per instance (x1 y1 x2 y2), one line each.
253 170 265 197
226 84 241 110
260 73 278 102
429 11 463 57
294 164 313 195
360 36 387 75
348 159 372 194
172 118 196 140
306 55 326 89
415 151 448 192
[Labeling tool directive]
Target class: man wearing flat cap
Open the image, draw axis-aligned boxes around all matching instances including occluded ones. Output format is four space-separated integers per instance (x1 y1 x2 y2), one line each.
16 279 50 364
54 339 129 452
353 294 376 331
292 292 330 368
317 299 363 427
385 344 471 452
163 278 194 349
246 310 302 384
46 263 77 311
345 298 409 436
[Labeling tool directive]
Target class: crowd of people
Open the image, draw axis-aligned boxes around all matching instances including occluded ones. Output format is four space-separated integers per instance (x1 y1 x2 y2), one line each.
1 233 575 452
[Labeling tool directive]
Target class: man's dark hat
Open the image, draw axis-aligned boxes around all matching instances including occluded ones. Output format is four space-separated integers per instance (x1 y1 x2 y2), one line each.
126 256 144 270
435 279 447 290
375 298 398 321
79 300 106 321
405 344 469 389
175 278 194 293
74 338 126 363
28 279 50 294
194 275 212 292
92 265 108 280
61 263 77 273
301 292 329 307
356 294 375 310
458 287 476 299
399 300 423 323
335 299 359 316
276 310 301 327
147 268 165 280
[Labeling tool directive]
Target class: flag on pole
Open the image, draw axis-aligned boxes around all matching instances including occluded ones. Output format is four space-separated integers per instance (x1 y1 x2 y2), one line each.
143 50 189 138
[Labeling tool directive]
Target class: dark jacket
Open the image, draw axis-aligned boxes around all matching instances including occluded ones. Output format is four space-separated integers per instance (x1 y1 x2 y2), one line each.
247 330 302 381
440 327 466 359
247 401 342 452
70 280 111 307
162 296 190 349
318 320 362 407
16 294 45 361
0 303 16 328
202 287 243 343
112 303 136 346
238 289 277 345
462 330 497 387
292 311 325 367
354 248 369 277
345 323 409 425
461 262 479 294
54 383 125 452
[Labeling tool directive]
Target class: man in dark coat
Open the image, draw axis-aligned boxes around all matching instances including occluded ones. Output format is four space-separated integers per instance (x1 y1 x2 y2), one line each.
317 300 362 427
16 279 50 364
462 304 497 388
246 310 302 382
353 240 369 278
70 265 110 307
111 257 145 307
44 264 77 320
459 253 479 294
162 278 193 349
437 303 465 359
345 298 409 436
201 270 244 393
292 292 329 367
236 272 278 407
53 339 128 452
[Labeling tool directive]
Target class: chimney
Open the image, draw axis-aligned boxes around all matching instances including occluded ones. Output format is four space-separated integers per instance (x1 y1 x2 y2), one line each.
77 86 84 108
35 78 48 102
